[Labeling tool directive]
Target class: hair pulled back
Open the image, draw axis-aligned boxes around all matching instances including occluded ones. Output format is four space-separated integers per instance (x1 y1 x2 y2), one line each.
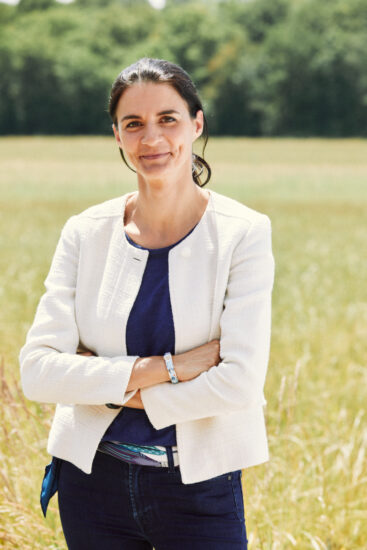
108 57 211 187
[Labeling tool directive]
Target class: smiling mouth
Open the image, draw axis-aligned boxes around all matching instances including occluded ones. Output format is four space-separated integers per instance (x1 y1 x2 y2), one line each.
141 153 170 160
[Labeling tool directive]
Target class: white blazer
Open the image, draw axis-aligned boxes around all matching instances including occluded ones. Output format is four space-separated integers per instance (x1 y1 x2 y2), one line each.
19 188 275 484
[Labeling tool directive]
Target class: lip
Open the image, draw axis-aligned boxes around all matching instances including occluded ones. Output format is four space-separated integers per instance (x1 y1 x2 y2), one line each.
141 152 170 160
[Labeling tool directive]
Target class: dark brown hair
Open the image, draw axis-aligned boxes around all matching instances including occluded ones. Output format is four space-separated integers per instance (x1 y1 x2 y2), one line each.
108 57 211 187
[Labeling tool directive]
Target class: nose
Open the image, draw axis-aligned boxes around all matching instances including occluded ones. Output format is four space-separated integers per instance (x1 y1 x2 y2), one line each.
141 123 163 146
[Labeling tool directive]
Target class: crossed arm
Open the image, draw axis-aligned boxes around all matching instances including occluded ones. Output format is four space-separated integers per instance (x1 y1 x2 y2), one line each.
20 212 274 427
77 338 222 409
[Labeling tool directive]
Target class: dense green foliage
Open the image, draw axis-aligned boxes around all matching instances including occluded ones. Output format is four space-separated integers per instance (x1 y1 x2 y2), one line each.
1 0 367 135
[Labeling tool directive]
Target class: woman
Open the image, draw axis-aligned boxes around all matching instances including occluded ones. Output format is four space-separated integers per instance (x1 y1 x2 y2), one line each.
19 58 275 549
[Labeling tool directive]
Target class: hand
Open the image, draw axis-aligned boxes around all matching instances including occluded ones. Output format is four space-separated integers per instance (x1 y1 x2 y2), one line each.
173 339 221 382
76 348 96 357
123 389 145 409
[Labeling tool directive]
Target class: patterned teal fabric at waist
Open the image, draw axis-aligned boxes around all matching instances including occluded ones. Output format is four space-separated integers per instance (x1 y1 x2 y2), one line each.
97 441 179 467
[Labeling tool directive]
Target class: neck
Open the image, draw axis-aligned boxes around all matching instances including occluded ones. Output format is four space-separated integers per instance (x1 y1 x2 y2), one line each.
128 178 209 238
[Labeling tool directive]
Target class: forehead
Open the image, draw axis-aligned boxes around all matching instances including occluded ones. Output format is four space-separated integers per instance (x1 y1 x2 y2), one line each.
116 81 189 117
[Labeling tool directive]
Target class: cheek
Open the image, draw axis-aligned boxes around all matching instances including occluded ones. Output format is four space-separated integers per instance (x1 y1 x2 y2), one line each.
120 133 137 153
172 128 194 154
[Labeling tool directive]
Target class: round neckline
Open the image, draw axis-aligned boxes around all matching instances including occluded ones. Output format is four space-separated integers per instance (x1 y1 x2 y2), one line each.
125 223 199 253
122 189 212 252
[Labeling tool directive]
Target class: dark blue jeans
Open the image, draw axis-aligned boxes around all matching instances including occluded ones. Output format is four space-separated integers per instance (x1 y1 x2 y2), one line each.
58 449 248 549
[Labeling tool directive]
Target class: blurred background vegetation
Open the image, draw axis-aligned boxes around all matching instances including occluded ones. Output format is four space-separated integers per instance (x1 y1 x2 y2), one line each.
1 1 367 548
1 0 367 136
1 136 367 548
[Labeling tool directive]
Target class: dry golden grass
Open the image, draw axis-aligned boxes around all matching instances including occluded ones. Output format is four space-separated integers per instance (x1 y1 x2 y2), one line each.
1 136 366 549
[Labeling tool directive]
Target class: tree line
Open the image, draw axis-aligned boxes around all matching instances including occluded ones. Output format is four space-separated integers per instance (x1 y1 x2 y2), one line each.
1 0 366 136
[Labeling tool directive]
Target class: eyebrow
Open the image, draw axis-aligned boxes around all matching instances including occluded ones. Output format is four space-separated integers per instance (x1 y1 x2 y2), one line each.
120 109 180 123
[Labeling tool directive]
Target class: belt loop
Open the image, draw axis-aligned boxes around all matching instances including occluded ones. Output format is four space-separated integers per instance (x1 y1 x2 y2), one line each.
165 446 175 473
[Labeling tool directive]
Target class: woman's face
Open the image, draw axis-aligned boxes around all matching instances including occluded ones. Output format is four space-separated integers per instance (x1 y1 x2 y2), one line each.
113 81 204 182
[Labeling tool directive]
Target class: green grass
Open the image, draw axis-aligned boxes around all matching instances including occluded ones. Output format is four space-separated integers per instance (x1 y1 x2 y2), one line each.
1 136 366 549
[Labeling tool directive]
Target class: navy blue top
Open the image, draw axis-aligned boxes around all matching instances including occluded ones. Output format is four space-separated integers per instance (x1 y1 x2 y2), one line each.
101 223 197 446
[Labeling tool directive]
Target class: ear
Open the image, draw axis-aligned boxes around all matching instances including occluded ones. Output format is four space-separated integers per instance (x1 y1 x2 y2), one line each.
192 110 204 142
112 123 123 149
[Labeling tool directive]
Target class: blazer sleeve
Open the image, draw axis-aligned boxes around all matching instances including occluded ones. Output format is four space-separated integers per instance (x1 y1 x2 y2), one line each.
140 214 275 429
19 216 140 405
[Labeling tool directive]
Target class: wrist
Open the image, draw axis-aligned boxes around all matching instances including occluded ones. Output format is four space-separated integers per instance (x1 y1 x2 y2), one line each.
163 352 180 384
156 355 172 384
130 356 171 391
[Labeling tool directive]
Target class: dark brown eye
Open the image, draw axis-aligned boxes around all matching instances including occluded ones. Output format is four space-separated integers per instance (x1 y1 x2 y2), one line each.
126 121 141 128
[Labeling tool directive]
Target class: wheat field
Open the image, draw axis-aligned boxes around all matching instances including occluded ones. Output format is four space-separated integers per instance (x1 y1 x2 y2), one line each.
0 136 366 549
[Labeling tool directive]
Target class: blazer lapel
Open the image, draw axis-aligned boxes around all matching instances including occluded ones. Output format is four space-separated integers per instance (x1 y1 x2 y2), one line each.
168 191 220 354
94 192 149 355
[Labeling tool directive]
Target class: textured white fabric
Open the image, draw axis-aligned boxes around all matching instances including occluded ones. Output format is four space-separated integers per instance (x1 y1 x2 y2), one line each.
19 188 275 484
